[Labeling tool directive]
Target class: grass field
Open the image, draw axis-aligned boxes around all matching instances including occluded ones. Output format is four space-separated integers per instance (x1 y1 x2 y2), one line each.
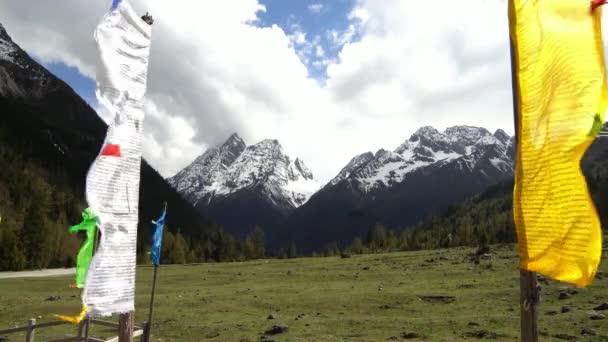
1 245 607 341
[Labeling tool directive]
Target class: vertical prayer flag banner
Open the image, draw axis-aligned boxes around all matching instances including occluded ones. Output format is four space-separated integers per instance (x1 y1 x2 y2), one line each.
509 0 606 287
151 204 167 266
69 208 97 288
83 0 152 317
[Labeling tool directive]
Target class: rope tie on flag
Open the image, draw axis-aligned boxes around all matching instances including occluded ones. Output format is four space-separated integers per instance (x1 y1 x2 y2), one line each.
592 0 607 11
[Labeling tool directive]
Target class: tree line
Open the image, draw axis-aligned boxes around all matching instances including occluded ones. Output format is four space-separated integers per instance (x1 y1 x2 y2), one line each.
319 181 517 257
143 226 269 265
0 126 271 271
5 117 608 270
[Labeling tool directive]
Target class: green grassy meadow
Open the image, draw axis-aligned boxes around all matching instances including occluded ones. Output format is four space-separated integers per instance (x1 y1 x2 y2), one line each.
1 245 607 341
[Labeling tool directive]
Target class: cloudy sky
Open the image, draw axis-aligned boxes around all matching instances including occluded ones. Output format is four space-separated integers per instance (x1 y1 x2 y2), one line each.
0 0 518 184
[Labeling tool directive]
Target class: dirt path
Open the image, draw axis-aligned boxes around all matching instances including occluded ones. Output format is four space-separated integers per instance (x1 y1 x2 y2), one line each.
0 268 74 279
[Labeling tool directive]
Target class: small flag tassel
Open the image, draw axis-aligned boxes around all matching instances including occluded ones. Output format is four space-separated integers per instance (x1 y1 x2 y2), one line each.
54 305 88 324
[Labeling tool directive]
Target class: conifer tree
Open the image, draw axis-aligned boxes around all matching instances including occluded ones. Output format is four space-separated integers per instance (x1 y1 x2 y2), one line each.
288 241 297 259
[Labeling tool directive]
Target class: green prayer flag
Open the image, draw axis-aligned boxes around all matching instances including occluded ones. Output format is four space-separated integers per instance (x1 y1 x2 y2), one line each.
69 208 97 288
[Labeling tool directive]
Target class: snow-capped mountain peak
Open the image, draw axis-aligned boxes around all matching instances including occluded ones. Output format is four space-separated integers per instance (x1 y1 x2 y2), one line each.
328 152 375 186
0 24 17 63
445 126 492 145
0 23 51 97
294 158 313 180
168 134 319 209
331 125 513 192
493 129 510 145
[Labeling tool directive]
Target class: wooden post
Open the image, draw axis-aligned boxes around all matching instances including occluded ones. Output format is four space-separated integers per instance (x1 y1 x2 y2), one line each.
25 318 35 342
508 2 539 341
140 322 149 342
84 316 91 342
144 265 159 342
118 312 134 342
77 319 87 340
520 270 539 341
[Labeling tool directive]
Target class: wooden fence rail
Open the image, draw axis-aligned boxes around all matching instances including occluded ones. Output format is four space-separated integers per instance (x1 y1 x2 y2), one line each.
0 318 148 342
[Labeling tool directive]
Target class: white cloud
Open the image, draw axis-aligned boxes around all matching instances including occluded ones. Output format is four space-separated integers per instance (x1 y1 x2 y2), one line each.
315 45 325 57
290 31 307 45
307 3 324 14
0 0 517 185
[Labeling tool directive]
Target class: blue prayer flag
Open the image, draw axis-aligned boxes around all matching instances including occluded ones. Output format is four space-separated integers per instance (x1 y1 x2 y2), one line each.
151 203 167 266
111 0 121 10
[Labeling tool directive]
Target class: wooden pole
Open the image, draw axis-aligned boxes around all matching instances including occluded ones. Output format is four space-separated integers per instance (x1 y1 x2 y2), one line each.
145 202 166 342
118 312 134 342
78 319 86 339
140 322 149 342
25 318 35 342
84 316 91 342
508 2 539 341
520 270 539 341
144 265 159 342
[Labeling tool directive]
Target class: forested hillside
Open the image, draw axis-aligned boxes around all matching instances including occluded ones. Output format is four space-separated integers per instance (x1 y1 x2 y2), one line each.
0 22 270 271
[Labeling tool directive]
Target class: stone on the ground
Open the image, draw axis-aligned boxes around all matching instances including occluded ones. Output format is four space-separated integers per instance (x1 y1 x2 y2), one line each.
419 295 455 304
205 332 220 338
401 332 420 339
264 324 288 335
590 313 606 320
553 333 577 341
463 330 498 339
593 303 608 311
581 328 597 336
561 306 573 313
259 337 275 342
267 313 278 320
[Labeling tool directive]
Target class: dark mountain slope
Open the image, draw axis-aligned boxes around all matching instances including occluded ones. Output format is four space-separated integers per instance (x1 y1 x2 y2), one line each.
401 133 608 250
0 23 220 270
273 127 515 253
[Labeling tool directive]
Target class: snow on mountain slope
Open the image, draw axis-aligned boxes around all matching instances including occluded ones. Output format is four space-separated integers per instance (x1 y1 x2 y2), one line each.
168 134 319 209
330 125 513 192
0 24 50 97
0 25 16 63
328 152 374 186
168 133 246 203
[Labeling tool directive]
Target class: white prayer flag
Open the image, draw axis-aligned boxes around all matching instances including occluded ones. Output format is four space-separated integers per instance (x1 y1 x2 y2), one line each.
83 0 152 317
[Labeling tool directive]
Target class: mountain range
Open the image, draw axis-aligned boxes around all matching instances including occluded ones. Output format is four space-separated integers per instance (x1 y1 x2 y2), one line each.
168 124 516 251
273 125 515 251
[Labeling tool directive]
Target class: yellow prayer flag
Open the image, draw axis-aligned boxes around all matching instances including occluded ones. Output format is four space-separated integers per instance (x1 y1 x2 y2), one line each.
510 0 606 287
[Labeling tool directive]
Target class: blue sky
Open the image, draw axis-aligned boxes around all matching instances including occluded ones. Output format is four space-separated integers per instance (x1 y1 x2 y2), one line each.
40 60 98 107
38 0 360 105
256 0 360 80
2 0 518 181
